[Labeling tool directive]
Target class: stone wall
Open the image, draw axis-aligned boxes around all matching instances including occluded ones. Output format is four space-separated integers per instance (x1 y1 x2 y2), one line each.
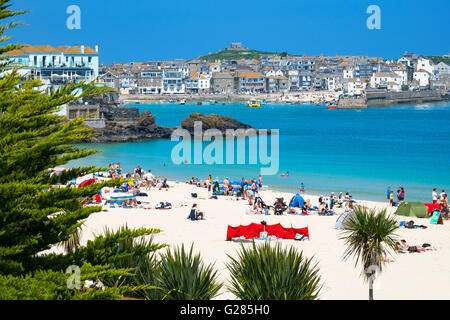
337 97 367 109
66 104 100 120
85 118 106 129
367 90 444 106
101 106 139 126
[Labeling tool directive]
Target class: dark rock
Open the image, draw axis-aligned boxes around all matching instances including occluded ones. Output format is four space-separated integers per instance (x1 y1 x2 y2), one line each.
80 111 262 143
181 113 253 133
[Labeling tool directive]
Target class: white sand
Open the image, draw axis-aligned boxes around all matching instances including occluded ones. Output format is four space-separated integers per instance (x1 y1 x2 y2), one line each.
58 179 450 300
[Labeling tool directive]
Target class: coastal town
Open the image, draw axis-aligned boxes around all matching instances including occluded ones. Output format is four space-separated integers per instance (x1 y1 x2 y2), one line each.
5 42 450 107
2 0 450 305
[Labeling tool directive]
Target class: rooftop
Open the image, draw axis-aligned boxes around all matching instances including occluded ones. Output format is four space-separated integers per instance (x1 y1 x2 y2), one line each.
4 44 98 56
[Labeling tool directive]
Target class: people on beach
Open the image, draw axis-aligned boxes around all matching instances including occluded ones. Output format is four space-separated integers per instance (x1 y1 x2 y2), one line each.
299 182 305 194
387 186 392 203
397 187 405 203
432 188 438 204
441 193 449 219
390 190 395 206
397 240 433 253
247 179 255 205
187 203 205 220
329 192 335 210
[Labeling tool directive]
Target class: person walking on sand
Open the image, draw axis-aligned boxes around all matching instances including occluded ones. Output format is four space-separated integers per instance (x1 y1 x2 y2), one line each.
387 186 392 203
258 175 263 189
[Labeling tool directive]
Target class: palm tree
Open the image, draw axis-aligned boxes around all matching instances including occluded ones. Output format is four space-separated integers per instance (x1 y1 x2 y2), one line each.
156 244 223 300
339 207 399 300
226 241 322 300
60 223 84 253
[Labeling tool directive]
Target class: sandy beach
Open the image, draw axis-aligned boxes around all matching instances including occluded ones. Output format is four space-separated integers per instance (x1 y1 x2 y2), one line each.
120 91 340 105
56 175 450 300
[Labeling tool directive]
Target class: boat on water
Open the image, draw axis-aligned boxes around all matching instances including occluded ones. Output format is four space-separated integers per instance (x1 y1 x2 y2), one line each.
325 101 338 109
179 99 186 105
248 100 261 108
197 101 202 105
168 99 175 103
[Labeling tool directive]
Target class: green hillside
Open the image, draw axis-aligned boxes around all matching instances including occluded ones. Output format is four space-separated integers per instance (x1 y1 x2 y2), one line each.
422 55 450 65
195 49 298 62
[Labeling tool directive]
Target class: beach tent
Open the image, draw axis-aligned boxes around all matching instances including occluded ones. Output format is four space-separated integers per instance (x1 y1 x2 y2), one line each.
335 210 354 229
394 201 428 218
78 178 96 188
289 194 305 208
226 223 309 240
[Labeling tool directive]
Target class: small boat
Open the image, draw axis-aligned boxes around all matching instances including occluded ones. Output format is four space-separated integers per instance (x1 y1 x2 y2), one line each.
168 99 175 103
179 99 186 105
248 100 261 108
197 101 202 105
326 101 338 109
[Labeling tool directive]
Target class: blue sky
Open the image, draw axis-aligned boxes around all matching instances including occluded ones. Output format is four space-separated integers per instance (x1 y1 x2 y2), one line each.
8 0 450 64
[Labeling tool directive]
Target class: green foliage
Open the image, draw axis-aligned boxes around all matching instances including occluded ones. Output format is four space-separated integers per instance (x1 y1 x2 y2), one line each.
155 244 223 300
340 208 399 279
226 241 322 300
0 263 136 300
196 49 299 62
0 0 168 300
422 55 450 65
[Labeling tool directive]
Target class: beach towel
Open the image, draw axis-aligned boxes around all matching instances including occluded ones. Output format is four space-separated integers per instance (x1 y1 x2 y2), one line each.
226 223 309 240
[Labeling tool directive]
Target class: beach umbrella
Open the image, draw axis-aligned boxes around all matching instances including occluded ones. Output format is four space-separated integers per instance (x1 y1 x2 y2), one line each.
78 178 96 188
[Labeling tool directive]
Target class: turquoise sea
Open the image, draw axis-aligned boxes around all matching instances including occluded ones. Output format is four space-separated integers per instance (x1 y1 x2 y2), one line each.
68 101 450 203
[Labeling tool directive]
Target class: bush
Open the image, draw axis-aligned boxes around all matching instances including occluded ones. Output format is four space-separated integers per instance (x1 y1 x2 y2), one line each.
155 244 223 300
226 241 322 300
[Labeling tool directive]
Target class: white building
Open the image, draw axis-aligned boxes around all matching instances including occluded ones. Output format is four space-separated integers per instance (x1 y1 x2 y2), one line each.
433 62 450 80
4 44 99 92
370 71 403 88
415 58 433 74
185 72 211 93
397 56 413 67
210 62 222 73
265 69 284 77
413 69 431 87
343 67 354 79
347 78 366 96
162 69 185 94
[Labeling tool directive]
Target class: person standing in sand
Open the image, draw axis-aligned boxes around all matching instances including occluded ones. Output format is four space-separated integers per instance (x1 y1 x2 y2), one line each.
387 186 392 203
432 188 438 204
300 182 305 194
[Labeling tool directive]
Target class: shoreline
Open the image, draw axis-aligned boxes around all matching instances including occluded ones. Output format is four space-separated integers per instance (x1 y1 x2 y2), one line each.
120 92 449 108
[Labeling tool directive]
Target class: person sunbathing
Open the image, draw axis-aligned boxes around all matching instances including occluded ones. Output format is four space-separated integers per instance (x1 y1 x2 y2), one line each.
397 240 432 253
